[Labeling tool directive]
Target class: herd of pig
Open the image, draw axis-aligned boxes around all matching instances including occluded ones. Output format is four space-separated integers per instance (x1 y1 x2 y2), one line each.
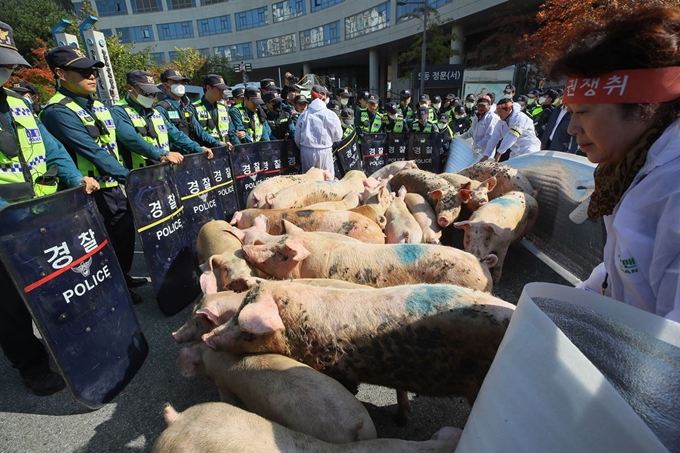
154 161 539 452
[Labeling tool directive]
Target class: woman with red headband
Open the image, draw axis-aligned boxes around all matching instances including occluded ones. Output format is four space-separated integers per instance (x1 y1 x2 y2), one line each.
551 6 680 321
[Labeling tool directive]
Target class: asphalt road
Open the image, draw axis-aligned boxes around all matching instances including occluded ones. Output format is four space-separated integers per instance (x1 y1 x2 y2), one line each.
0 238 569 453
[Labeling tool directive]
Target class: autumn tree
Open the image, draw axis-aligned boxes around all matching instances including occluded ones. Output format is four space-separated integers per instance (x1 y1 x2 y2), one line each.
6 39 56 103
158 48 234 86
105 34 155 94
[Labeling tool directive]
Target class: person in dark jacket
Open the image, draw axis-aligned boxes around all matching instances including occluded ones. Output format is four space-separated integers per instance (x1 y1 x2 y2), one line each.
540 104 579 153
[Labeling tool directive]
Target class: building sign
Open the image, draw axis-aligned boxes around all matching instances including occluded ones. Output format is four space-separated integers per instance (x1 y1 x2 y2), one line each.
415 64 464 88
82 29 120 105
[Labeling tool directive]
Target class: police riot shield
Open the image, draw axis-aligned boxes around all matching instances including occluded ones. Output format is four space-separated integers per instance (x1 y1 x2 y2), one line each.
408 133 443 173
0 188 148 409
173 152 224 257
230 143 265 209
127 163 200 316
259 140 286 179
333 130 363 175
386 133 409 164
361 133 388 176
208 146 239 222
282 139 302 175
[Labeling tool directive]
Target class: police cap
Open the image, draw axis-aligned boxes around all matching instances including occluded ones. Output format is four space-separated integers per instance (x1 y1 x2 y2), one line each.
263 92 282 104
244 87 264 104
340 107 354 119
0 21 29 66
399 89 411 99
45 45 103 71
203 74 228 90
126 70 161 93
160 68 190 83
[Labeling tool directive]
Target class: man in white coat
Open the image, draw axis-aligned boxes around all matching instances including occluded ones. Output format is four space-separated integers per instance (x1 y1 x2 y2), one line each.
459 95 498 154
481 97 541 162
294 85 342 177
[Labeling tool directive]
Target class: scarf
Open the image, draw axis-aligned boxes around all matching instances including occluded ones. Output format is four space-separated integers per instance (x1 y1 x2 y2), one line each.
588 128 662 219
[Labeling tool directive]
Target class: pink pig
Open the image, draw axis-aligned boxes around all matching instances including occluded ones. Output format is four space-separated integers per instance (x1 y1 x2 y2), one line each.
246 167 331 209
384 186 423 244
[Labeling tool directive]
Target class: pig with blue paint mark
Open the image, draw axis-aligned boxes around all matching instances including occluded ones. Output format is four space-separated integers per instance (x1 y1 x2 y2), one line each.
202 279 514 423
240 233 494 292
454 191 538 282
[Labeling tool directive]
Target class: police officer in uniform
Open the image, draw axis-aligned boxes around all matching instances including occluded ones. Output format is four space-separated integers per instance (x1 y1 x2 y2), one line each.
525 89 543 119
41 47 153 306
355 93 383 142
451 105 471 135
192 74 236 146
232 87 272 143
0 28 99 396
263 91 293 140
11 81 40 114
336 88 351 109
155 69 225 149
411 105 439 133
111 70 211 170
382 102 406 133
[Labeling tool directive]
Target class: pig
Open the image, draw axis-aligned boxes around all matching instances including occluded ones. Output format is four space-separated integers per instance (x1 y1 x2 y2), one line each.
240 233 494 291
172 291 245 344
390 169 469 228
203 279 514 422
439 173 498 212
153 402 461 453
356 185 393 215
385 186 423 244
369 160 419 180
246 167 331 209
403 192 441 244
230 208 384 244
177 345 377 443
195 220 241 265
454 191 539 282
265 177 367 210
457 161 535 199
304 191 361 210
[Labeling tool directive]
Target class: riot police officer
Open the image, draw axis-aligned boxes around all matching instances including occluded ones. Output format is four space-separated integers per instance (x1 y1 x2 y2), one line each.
232 87 272 143
355 93 383 142
263 91 293 140
192 74 236 146
382 102 406 133
411 105 439 133
1 27 100 396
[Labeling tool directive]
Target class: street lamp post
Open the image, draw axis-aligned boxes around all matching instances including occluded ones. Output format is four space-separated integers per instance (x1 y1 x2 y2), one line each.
398 0 428 99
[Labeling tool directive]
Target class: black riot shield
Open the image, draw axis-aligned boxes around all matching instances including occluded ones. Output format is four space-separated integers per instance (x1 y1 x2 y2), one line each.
333 129 363 174
281 139 302 175
408 133 443 173
173 152 224 256
259 140 286 179
208 146 239 222
361 133 388 176
230 143 265 209
127 163 200 316
0 188 148 409
386 133 409 164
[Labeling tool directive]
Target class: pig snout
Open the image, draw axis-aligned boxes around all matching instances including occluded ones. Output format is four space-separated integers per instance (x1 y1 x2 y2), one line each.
438 215 451 228
171 329 187 344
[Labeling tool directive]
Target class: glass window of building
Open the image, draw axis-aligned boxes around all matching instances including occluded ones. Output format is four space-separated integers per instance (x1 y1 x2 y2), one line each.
257 33 296 58
310 0 343 13
100 29 114 38
149 52 165 65
272 0 305 23
201 0 226 4
214 43 253 61
197 48 211 57
345 2 390 39
95 0 128 16
116 26 155 43
166 0 195 10
396 0 450 21
235 7 268 31
299 21 340 50
131 0 162 14
157 21 195 40
73 2 83 15
198 15 232 37
168 50 180 61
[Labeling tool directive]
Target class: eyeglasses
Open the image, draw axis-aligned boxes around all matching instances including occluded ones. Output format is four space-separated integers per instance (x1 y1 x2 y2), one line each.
68 67 99 79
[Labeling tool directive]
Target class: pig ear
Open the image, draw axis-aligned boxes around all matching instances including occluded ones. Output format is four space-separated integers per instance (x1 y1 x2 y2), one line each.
228 277 263 293
458 189 472 203
196 308 220 327
283 238 311 261
228 227 246 243
482 254 498 268
453 221 471 230
377 186 391 202
483 176 497 191
429 189 444 200
199 255 222 294
265 193 276 206
484 223 504 237
229 211 241 225
282 219 305 235
397 185 407 199
253 215 270 233
239 294 284 335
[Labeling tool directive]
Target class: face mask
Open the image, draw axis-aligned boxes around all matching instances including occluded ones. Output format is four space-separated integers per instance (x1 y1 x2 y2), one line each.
527 98 536 105
170 84 185 96
438 122 448 129
419 102 427 107
0 67 13 86
539 97 546 104
454 114 464 120
433 103 441 110
343 119 353 126
134 89 156 109
340 98 348 106
465 102 474 109
503 92 513 98
388 113 397 120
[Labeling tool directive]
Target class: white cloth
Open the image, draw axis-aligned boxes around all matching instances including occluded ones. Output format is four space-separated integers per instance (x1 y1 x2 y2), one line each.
483 109 541 159
461 110 498 152
578 119 680 322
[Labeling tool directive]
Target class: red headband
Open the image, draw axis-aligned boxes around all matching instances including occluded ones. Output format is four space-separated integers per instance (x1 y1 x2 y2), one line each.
563 67 680 104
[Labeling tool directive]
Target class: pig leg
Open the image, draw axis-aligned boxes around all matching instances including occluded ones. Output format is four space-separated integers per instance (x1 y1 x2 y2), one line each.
396 390 412 426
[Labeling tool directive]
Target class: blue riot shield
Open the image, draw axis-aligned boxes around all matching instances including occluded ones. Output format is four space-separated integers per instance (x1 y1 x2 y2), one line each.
259 140 286 179
408 133 443 173
0 188 148 409
333 130 363 175
282 140 302 175
127 163 200 316
386 133 409 164
231 143 265 209
361 133 388 176
208 146 239 222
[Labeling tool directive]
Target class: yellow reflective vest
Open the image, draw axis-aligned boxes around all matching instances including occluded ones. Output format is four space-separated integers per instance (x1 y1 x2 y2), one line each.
193 100 230 143
117 98 169 168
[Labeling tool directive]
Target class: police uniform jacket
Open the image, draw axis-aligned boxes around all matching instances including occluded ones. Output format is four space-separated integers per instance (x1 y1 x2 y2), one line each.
1 88 82 208
482 109 541 159
193 96 237 144
155 93 222 148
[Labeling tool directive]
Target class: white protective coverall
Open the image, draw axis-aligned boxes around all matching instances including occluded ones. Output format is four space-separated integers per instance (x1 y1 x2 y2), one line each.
482 108 541 159
294 98 342 177
460 109 499 153
578 118 680 322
